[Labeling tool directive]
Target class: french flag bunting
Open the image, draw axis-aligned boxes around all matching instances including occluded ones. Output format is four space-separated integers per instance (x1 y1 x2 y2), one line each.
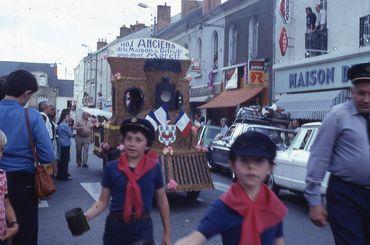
154 106 170 126
145 111 160 131
175 110 192 137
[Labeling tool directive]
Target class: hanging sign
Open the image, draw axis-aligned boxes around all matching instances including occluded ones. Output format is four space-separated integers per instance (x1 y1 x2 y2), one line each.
279 0 290 24
109 38 189 60
248 60 267 86
279 27 288 56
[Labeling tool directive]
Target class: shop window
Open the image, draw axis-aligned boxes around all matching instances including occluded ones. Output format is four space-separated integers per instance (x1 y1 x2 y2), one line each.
228 25 237 65
360 15 370 47
212 31 219 69
305 1 328 57
248 17 259 59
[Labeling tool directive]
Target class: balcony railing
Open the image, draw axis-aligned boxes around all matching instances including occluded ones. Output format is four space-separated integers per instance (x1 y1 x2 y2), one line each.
305 29 328 57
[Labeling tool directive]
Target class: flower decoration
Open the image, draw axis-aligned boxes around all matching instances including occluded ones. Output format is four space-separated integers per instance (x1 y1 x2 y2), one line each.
167 179 178 190
112 72 122 81
162 146 174 155
116 144 125 152
195 145 208 153
100 142 111 151
191 125 199 136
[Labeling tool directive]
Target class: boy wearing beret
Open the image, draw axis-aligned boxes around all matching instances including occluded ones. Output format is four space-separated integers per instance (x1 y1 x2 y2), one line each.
176 131 287 245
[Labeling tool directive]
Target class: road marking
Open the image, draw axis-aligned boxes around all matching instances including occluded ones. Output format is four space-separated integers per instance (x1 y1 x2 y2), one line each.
81 182 101 201
213 181 230 193
38 200 49 208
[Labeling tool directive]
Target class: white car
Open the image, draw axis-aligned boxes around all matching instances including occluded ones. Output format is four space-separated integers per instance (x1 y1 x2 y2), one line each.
269 122 330 195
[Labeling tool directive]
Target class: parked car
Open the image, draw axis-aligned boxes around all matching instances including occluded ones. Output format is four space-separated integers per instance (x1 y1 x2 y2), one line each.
197 125 222 147
270 122 330 195
208 120 296 171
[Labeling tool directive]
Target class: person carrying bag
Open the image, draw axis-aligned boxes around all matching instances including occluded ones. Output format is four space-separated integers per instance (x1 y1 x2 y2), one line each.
25 109 56 198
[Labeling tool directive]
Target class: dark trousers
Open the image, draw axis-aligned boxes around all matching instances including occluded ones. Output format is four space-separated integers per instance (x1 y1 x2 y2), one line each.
6 171 38 245
103 215 154 245
327 175 370 245
57 146 70 179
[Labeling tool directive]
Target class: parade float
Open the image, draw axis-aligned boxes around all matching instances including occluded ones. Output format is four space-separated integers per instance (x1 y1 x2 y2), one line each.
93 38 214 199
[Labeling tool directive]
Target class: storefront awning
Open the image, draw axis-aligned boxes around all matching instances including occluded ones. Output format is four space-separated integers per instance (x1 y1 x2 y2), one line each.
198 87 264 109
275 89 348 120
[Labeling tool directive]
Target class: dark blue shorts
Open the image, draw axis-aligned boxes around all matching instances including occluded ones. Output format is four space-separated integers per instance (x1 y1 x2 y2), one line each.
103 215 154 245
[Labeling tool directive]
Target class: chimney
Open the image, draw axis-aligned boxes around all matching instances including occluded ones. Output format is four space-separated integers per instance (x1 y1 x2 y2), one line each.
157 3 171 32
130 21 146 32
203 0 221 15
119 25 131 38
181 0 202 17
97 38 108 50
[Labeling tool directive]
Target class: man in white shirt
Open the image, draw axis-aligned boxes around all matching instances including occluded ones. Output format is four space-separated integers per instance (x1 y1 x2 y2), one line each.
38 101 53 141
315 4 326 31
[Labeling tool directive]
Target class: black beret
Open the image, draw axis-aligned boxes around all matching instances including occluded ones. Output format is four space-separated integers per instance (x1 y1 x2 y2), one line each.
120 118 155 145
230 131 276 160
347 63 370 84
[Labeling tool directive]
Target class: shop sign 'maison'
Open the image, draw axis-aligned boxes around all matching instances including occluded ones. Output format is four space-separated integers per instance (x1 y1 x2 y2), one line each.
109 38 190 60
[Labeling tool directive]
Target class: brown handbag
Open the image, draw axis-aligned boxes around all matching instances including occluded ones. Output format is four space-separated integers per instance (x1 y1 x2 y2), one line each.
25 109 56 198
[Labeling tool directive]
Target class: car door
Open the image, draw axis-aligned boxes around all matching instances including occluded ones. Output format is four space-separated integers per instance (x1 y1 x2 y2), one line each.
290 128 316 191
270 128 297 189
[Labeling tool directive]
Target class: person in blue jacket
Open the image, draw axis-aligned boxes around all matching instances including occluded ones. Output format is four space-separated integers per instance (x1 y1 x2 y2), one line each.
56 109 73 181
0 70 55 245
176 131 287 245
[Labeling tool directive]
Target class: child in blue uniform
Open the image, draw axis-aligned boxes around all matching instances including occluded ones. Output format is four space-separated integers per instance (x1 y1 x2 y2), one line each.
175 131 287 245
85 118 171 245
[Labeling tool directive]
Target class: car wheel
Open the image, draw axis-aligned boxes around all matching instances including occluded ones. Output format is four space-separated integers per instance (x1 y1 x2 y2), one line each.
267 175 280 195
186 191 200 200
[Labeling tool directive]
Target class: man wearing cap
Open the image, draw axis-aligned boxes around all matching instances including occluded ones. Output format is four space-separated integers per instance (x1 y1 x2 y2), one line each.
305 63 370 244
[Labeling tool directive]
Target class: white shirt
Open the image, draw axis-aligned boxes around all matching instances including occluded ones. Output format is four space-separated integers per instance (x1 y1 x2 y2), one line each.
40 112 53 140
316 9 326 27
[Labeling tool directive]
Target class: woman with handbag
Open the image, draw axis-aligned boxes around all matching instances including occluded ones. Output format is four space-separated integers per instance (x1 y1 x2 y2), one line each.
56 109 73 181
84 118 171 245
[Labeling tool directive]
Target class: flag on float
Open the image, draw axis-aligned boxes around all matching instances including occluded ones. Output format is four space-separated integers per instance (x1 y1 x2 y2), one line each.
145 106 170 131
175 110 192 137
154 105 170 125
145 111 160 131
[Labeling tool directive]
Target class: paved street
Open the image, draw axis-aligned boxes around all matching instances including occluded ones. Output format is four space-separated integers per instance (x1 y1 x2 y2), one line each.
38 142 334 245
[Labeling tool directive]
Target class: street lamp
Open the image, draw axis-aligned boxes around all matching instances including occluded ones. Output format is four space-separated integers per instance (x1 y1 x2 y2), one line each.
138 2 149 8
138 2 156 34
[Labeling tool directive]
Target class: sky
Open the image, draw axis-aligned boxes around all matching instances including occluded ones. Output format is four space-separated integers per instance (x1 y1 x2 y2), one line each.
0 0 183 79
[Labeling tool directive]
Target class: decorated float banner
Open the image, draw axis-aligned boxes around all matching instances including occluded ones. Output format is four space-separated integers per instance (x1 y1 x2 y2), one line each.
247 59 268 87
108 38 190 60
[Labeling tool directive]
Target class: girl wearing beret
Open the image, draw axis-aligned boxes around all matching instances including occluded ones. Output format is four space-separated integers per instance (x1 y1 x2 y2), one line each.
176 131 287 245
85 118 171 245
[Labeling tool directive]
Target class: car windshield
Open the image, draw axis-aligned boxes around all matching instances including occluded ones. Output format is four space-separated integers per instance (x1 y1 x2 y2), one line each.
248 126 296 150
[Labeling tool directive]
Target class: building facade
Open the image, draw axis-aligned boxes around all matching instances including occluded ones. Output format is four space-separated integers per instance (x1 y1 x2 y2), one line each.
273 0 370 121
0 61 59 108
157 0 274 123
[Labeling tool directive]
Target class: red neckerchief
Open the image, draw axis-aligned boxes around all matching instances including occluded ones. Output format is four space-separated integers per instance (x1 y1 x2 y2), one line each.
220 183 287 245
117 150 158 223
